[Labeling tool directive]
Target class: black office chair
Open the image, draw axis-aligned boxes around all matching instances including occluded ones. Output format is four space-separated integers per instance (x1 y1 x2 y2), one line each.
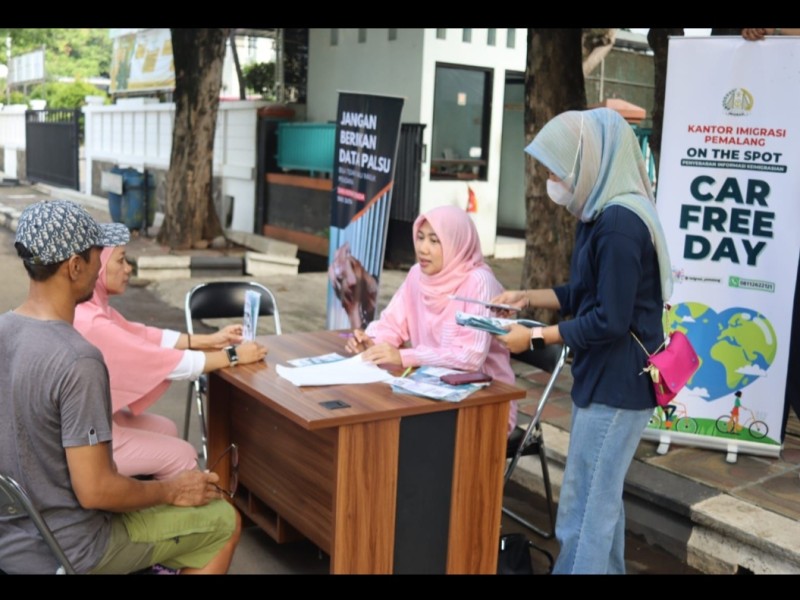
0 473 76 574
183 281 282 463
504 342 570 539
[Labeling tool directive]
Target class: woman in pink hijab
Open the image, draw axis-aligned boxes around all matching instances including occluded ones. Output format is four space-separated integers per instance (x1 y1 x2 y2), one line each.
73 245 268 479
345 204 517 433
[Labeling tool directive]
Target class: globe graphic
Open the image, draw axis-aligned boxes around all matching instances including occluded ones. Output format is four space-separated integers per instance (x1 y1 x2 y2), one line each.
666 302 777 402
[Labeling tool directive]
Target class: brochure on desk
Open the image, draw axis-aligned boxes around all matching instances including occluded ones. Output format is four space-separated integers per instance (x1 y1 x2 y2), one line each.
454 311 543 336
389 366 490 403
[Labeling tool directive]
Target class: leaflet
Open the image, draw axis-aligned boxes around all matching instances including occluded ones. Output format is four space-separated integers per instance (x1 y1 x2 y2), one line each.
388 366 490 403
455 311 543 336
287 352 346 367
242 290 261 341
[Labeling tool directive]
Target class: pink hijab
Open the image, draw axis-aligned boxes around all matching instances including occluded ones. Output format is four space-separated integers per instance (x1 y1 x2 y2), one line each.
73 247 184 415
410 205 494 313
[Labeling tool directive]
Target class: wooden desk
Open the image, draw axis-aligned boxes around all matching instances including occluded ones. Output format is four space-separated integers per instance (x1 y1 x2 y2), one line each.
207 330 525 574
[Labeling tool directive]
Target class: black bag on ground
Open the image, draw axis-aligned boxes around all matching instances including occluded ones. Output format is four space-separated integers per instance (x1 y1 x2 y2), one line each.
497 533 554 575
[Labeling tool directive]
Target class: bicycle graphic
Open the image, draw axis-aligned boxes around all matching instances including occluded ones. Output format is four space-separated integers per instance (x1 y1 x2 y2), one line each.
648 402 698 434
715 408 768 439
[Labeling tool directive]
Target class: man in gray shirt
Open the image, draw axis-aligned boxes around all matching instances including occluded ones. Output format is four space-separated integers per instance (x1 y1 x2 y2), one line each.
0 200 240 574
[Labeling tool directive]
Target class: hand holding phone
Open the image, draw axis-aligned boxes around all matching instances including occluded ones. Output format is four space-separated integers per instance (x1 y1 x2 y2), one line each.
440 371 493 386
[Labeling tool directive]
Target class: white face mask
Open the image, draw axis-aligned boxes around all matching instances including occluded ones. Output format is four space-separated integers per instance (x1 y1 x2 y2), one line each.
546 179 573 206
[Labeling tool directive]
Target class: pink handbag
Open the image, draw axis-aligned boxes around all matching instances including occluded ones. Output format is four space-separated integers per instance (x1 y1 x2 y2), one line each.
631 330 700 407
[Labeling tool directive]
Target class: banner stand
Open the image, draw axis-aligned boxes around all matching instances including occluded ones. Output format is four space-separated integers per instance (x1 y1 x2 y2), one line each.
325 92 405 331
642 429 781 462
648 36 800 462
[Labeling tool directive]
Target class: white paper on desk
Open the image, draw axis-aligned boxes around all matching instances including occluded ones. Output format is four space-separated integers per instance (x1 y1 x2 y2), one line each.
276 354 394 387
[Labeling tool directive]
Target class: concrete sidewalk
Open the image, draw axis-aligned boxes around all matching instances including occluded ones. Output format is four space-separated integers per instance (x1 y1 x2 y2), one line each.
1 181 798 574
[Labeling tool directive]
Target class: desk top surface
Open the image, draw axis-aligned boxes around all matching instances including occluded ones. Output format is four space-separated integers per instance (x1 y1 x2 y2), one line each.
210 330 526 431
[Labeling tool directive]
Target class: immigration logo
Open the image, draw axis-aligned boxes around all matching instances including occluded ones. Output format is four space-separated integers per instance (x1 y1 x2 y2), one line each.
722 88 754 116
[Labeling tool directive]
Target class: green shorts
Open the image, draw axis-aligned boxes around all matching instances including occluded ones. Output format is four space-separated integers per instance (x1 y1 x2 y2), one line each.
89 500 236 574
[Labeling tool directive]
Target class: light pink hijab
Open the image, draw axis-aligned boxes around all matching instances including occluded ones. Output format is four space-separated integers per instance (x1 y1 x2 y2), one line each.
410 205 493 313
73 247 184 415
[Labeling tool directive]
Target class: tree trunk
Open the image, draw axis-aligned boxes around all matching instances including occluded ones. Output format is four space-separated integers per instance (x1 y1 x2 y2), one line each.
523 28 586 325
158 28 229 249
647 28 684 176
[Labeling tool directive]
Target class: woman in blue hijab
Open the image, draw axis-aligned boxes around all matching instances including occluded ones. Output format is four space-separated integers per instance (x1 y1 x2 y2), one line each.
493 107 672 574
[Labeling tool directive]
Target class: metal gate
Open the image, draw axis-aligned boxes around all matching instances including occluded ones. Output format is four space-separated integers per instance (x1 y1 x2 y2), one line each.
385 123 426 266
25 109 81 190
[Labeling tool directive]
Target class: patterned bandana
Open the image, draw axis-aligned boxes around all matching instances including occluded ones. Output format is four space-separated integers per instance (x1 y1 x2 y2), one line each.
15 200 130 265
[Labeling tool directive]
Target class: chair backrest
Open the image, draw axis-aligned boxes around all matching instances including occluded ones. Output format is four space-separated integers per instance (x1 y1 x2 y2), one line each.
0 473 76 574
509 341 570 438
512 342 567 375
185 281 282 336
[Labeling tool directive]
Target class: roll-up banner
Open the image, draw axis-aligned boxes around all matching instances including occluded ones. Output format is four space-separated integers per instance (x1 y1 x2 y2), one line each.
326 92 405 331
644 36 800 460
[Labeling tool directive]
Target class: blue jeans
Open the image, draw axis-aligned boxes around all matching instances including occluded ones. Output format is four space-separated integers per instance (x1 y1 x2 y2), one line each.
552 402 652 574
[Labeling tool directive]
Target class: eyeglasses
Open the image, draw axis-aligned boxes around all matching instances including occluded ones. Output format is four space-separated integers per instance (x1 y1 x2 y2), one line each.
207 443 239 499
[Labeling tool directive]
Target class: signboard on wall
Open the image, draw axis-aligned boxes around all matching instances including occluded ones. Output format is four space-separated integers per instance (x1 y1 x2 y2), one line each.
8 48 45 85
326 92 404 330
644 36 800 460
110 29 175 94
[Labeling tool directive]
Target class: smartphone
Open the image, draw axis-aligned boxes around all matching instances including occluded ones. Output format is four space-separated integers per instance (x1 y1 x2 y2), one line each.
449 295 521 312
440 371 493 386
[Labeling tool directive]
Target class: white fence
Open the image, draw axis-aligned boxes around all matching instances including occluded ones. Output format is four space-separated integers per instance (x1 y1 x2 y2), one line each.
0 105 27 179
84 99 268 232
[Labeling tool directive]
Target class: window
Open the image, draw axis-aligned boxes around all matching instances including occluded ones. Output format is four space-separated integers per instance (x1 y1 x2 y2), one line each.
506 28 516 49
463 28 472 43
436 28 446 40
330 29 339 46
487 28 496 46
358 29 367 43
430 64 493 181
388 28 397 41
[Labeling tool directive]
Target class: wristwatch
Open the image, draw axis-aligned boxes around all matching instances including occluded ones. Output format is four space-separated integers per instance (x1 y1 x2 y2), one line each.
529 327 545 351
224 345 239 366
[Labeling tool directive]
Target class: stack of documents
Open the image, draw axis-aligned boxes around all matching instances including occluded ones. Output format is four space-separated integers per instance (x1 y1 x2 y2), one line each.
277 353 394 387
389 366 490 403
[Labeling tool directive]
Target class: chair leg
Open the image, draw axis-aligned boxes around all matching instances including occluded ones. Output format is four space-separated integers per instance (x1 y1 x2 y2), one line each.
182 382 195 441
502 430 556 539
196 377 209 464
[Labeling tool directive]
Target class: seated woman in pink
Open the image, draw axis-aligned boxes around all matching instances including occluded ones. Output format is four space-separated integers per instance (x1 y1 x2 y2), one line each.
73 245 268 479
346 204 517 434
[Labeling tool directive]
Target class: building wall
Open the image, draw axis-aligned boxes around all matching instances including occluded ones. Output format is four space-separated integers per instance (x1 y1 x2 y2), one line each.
419 29 526 255
307 28 426 124
306 28 527 256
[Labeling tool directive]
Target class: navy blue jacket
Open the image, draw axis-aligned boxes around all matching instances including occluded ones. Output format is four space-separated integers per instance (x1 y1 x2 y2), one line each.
554 205 663 410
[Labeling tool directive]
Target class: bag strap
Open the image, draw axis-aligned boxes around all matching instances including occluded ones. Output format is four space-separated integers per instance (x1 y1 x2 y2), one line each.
630 329 668 381
630 329 668 357
630 329 651 357
631 303 673 381
631 301 673 357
